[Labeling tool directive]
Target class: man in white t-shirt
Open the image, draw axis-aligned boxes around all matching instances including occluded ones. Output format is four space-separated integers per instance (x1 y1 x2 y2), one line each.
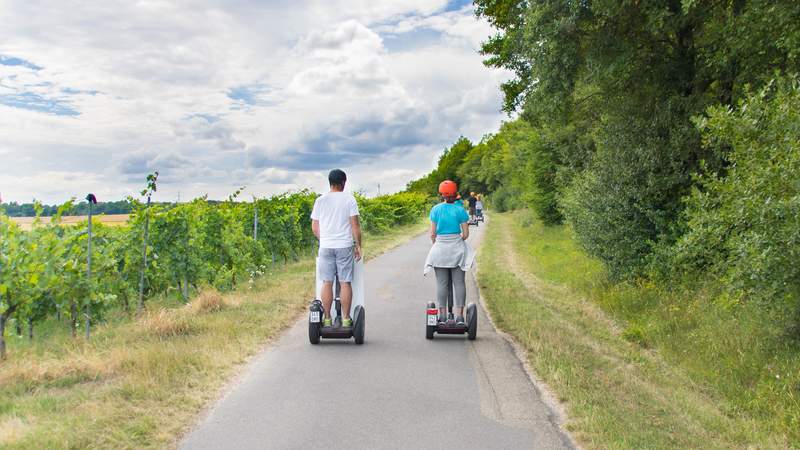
311 169 362 328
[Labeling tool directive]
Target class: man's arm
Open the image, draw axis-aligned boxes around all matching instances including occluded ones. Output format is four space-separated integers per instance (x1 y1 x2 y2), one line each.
350 215 362 261
461 222 469 240
430 221 437 244
312 219 320 239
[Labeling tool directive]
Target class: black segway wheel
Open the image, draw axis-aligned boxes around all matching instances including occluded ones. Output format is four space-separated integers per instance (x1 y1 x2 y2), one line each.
426 301 436 340
467 303 477 340
353 305 365 345
309 300 322 345
426 325 435 339
309 320 321 344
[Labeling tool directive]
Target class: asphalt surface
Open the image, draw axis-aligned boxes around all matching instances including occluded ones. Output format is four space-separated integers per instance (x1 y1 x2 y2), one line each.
181 221 573 450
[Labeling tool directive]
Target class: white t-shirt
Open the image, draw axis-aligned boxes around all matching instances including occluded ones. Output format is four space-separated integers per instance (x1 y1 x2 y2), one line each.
310 191 360 249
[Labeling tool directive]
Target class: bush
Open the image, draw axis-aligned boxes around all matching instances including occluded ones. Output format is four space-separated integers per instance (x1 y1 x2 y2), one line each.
356 192 429 233
489 185 516 212
561 100 699 279
666 78 800 329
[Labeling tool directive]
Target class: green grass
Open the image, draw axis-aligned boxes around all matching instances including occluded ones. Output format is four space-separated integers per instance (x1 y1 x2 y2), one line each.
0 220 427 449
478 211 797 449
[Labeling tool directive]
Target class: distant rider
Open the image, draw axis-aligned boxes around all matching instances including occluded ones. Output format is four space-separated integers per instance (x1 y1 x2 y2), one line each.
475 194 483 219
424 180 475 325
467 192 478 222
311 169 362 328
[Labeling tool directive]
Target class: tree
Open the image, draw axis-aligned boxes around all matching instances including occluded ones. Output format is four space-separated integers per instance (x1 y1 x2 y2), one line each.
475 0 800 277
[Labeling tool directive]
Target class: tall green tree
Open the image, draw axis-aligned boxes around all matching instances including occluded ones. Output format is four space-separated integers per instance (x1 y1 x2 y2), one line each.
476 0 800 276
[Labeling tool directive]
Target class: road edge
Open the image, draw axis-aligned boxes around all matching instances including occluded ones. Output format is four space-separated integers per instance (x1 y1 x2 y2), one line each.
469 215 579 450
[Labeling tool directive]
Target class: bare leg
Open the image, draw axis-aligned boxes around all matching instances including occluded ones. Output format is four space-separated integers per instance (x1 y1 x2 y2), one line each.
321 281 334 319
339 282 352 320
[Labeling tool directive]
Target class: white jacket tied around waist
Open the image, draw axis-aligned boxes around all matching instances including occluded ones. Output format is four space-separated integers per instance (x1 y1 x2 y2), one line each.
423 234 475 276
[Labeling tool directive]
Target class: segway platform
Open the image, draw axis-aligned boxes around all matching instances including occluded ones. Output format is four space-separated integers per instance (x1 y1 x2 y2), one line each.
426 302 477 339
425 273 477 340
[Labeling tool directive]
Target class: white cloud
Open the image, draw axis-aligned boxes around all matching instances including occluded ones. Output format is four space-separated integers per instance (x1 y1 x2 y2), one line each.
0 0 509 204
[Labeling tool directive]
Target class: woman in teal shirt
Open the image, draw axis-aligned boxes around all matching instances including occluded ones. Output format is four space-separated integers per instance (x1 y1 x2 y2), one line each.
423 180 474 325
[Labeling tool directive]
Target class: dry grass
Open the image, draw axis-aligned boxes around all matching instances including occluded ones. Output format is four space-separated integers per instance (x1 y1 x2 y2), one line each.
0 221 425 449
186 288 226 314
0 416 32 446
140 308 195 338
0 346 127 387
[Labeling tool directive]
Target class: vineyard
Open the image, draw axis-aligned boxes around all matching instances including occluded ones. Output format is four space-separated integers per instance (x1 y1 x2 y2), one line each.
0 188 430 359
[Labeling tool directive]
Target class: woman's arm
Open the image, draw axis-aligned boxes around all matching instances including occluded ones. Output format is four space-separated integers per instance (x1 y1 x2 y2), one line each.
430 221 437 244
461 222 469 240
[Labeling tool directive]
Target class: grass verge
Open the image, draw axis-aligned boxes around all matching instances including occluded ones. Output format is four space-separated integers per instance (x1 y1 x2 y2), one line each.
478 211 796 449
0 220 427 449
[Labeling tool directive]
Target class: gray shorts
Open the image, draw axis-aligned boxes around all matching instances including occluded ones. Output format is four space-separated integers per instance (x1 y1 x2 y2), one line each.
318 247 355 283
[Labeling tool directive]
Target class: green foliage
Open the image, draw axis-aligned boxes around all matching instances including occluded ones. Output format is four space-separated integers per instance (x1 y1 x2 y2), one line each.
406 137 473 196
665 79 800 327
0 189 429 356
561 100 701 278
410 120 563 223
356 192 430 233
472 0 800 280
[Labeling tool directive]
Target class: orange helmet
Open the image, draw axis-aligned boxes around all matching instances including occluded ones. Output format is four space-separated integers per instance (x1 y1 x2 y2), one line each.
438 180 458 197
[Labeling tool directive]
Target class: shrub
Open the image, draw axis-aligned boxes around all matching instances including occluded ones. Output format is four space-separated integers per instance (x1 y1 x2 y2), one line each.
562 100 699 279
667 78 800 329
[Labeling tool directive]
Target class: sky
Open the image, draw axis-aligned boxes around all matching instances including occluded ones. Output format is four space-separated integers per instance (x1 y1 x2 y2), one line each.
0 0 509 204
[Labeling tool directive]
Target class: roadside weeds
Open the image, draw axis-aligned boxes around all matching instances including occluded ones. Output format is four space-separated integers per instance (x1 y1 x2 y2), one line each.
477 212 790 449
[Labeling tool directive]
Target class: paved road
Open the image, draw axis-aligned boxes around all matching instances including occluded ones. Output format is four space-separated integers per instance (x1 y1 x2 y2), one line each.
181 222 573 450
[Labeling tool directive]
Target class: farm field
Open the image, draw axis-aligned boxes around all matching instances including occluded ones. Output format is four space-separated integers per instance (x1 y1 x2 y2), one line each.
10 214 130 230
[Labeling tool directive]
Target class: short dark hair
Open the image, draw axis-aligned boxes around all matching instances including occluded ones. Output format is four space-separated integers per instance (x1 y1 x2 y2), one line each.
328 169 347 187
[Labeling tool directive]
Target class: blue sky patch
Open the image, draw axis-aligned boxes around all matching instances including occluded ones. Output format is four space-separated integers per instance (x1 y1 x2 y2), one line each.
227 85 258 105
0 92 79 116
0 55 42 71
382 27 443 52
227 83 277 107
61 87 98 96
445 0 473 12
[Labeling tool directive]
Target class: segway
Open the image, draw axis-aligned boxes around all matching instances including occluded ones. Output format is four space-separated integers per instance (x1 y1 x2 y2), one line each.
476 209 485 222
425 277 477 340
468 208 480 227
309 276 365 344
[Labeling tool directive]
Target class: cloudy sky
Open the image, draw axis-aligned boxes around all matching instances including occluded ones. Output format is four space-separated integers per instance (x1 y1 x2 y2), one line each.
0 0 509 204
